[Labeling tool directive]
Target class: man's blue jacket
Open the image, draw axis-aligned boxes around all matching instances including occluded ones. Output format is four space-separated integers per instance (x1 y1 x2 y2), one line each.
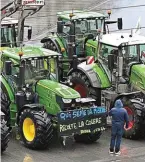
109 99 129 128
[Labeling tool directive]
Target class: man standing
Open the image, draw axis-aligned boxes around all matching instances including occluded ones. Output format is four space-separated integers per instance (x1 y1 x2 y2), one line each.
109 99 129 155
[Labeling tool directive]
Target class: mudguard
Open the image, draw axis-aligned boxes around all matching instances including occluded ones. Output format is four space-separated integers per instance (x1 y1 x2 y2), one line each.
41 37 61 53
112 91 145 116
68 61 111 88
68 61 101 88
17 104 45 124
115 91 142 99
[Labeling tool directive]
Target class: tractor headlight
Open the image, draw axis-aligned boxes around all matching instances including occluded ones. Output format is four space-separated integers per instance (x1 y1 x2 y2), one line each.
75 98 81 102
62 98 72 103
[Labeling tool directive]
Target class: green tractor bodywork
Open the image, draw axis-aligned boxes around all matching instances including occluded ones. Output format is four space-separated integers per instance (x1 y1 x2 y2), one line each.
40 10 122 104
41 10 106 57
41 10 122 59
97 33 145 93
1 46 107 149
130 64 145 92
94 32 145 139
1 47 79 125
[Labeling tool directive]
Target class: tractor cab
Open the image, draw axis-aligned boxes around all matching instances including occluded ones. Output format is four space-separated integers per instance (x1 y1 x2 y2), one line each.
1 17 18 47
98 33 145 93
57 10 108 57
1 47 61 91
1 17 32 48
57 10 106 36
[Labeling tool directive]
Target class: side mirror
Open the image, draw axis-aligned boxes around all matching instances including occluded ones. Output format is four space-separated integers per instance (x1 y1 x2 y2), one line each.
72 55 78 70
118 18 123 30
28 27 32 40
5 61 12 75
108 54 115 72
57 21 63 34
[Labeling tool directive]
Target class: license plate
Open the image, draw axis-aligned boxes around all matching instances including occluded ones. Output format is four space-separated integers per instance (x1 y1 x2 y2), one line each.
57 106 107 136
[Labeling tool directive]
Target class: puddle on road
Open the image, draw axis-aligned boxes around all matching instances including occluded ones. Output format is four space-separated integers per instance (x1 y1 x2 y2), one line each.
23 154 34 162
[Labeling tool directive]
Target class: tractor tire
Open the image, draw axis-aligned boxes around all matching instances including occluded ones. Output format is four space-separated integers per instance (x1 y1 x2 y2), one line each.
19 109 53 150
121 98 145 139
69 71 102 142
1 118 10 153
68 71 101 105
1 86 10 124
74 132 101 144
43 39 59 52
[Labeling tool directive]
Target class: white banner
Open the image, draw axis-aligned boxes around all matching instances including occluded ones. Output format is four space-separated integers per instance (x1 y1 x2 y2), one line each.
22 0 44 6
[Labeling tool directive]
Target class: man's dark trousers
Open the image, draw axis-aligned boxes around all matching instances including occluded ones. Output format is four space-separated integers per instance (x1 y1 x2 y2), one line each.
110 122 124 152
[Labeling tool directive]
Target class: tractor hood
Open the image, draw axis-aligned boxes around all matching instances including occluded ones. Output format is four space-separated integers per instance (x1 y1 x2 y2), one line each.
36 79 80 99
130 64 145 93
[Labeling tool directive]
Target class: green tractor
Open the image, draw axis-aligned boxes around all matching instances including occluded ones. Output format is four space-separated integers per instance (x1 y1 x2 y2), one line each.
40 10 122 104
69 32 145 139
41 10 122 59
0 46 107 150
1 17 32 49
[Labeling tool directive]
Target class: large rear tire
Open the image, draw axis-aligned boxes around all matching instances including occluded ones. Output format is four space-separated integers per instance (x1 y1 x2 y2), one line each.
74 132 101 144
121 98 145 139
43 39 59 52
19 109 53 150
68 71 101 105
1 117 10 153
1 85 10 125
69 71 102 142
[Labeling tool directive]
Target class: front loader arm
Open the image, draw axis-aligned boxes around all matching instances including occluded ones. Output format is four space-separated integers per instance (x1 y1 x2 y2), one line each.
1 0 22 21
17 4 44 46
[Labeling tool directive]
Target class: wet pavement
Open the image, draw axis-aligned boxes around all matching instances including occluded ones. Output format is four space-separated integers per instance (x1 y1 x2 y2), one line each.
2 128 145 162
1 1 145 162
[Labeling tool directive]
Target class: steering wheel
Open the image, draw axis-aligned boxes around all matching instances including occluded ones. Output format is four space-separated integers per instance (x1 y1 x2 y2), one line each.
34 69 48 75
128 56 137 62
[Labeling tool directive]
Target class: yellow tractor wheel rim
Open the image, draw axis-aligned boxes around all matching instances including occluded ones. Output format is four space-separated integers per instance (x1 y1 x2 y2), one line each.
23 118 36 142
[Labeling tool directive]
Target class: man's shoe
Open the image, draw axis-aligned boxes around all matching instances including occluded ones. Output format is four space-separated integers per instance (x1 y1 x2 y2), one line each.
115 151 121 156
109 150 114 154
109 148 114 154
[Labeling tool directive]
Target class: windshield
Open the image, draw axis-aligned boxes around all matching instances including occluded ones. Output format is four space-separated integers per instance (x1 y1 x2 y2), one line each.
1 25 16 47
75 19 103 36
122 44 145 62
99 44 118 63
23 57 58 84
99 43 145 63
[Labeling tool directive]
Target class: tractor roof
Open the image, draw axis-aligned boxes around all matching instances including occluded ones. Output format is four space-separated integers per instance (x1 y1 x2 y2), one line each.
1 46 61 61
57 10 106 20
1 17 18 26
99 33 145 47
